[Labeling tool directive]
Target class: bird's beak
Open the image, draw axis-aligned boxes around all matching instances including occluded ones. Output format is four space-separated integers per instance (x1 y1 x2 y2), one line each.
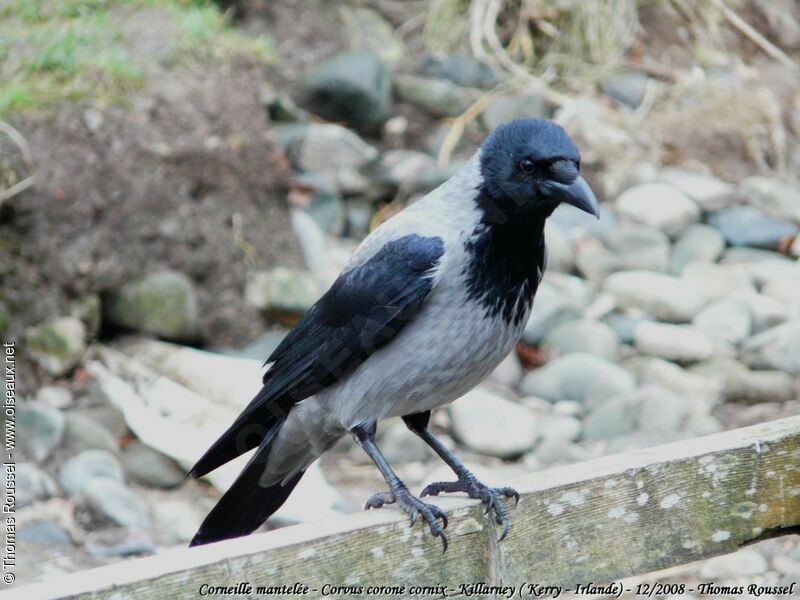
550 176 600 219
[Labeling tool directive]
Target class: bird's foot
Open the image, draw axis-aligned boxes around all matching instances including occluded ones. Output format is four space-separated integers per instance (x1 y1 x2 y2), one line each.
364 487 449 552
421 476 518 541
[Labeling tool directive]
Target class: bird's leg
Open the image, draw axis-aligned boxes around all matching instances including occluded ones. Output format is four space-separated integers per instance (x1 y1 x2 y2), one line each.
403 411 519 541
351 420 448 551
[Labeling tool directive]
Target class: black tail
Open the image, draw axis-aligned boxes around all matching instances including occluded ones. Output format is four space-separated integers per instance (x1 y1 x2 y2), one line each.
189 428 305 547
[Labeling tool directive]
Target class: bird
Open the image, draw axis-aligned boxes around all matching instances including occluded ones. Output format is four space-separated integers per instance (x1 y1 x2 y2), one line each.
188 118 599 550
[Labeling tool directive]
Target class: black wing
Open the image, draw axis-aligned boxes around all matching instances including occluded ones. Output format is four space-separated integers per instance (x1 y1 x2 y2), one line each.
189 234 445 478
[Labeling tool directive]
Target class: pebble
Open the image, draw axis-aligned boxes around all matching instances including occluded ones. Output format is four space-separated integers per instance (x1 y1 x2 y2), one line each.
487 352 524 389
669 224 726 274
104 270 199 342
733 289 789 333
637 357 722 406
521 281 582 345
658 167 736 211
18 521 71 546
520 353 635 408
63 412 119 454
417 53 496 88
583 394 639 441
59 449 124 496
121 440 186 489
708 205 797 250
739 176 800 224
533 437 592 466
692 298 753 345
84 478 150 529
599 71 650 109
245 268 325 320
377 420 432 464
85 528 156 558
615 182 700 236
481 93 555 130
541 319 620 362
635 386 692 433
544 222 575 273
296 50 391 132
341 6 405 66
634 321 714 364
603 270 708 323
18 463 58 508
393 74 480 118
762 278 800 318
680 261 754 302
153 501 203 545
25 317 87 376
449 388 539 458
576 225 670 281
19 404 65 463
288 123 378 175
699 548 768 579
741 320 800 374
35 386 74 410
376 150 448 195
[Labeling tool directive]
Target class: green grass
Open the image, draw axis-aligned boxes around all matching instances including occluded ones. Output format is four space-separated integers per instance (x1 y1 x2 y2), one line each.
0 0 275 117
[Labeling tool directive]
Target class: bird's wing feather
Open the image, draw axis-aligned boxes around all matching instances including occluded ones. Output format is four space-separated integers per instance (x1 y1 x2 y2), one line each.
189 233 445 478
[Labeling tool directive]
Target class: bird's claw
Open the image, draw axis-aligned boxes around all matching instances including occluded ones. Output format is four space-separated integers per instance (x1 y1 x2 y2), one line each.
364 487 448 552
421 477 517 542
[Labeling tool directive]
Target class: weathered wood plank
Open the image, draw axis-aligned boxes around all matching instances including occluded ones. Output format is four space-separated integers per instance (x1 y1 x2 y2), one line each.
11 416 800 600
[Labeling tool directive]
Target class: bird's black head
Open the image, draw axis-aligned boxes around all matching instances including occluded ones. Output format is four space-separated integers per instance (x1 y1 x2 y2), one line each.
478 119 598 223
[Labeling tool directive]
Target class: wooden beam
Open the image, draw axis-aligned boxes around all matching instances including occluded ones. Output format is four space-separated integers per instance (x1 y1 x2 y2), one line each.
11 416 800 600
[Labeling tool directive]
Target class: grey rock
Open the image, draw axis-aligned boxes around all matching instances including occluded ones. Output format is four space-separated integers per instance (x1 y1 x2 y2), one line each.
599 71 650 109
104 270 199 342
481 93 555 130
734 290 789 334
220 329 287 361
603 270 708 323
260 83 309 123
635 386 692 433
700 548 768 579
377 421 432 463
726 366 794 404
59 449 124 496
487 352 524 390
708 205 797 249
533 437 592 466
537 414 582 443
605 430 689 453
153 501 203 545
658 168 736 211
344 198 374 239
19 404 65 463
18 521 71 545
670 224 725 274
394 74 480 118
634 321 714 364
681 261 754 302
615 182 700 236
85 528 156 557
418 53 495 88
521 282 582 345
35 385 73 409
763 278 800 319
296 51 391 132
542 319 620 362
78 404 129 440
292 174 345 237
576 226 670 281
245 268 325 319
742 320 800 374
340 6 406 66
692 298 752 345
73 294 102 339
63 412 118 454
520 353 635 408
739 176 800 224
287 123 378 177
18 463 58 508
544 222 575 273
449 389 539 458
25 317 86 376
84 478 150 529
121 440 185 488
602 312 641 345
376 150 448 195
583 395 638 441
637 357 722 406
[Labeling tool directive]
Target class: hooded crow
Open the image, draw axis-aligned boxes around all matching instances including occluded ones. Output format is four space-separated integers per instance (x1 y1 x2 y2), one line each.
189 118 599 550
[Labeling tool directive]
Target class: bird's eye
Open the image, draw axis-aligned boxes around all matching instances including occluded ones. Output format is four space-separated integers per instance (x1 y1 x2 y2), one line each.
519 158 535 173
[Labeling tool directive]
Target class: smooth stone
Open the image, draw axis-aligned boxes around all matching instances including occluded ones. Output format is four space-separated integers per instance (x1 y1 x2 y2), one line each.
375 150 448 195
63 412 118 454
637 357 723 406
85 528 156 558
602 312 642 345
259 83 309 123
658 167 736 211
344 198 374 240
296 51 391 132
577 225 670 281
615 182 700 236
720 248 799 287
739 176 800 224
521 282 582 345
533 437 592 466
634 322 714 364
288 123 378 174
583 395 639 441
59 449 124 496
341 6 406 66
35 386 73 409
121 440 185 489
393 74 480 118
84 478 150 529
18 463 59 508
291 174 345 237
635 386 693 433
19 404 65 463
700 548 768 579
692 298 753 345
708 205 797 249
599 71 650 109
681 261 755 302
18 521 71 545
78 404 129 440
544 222 575 273
541 319 620 362
417 53 496 88
762 278 800 318
481 93 555 130
536 414 582 443
449 389 539 458
670 224 725 274
104 270 199 342
520 353 635 408
153 501 203 545
377 420 432 464
487 352 524 390
245 268 325 319
219 329 287 361
605 430 689 453
734 290 789 333
741 320 800 374
25 317 86 376
604 271 709 323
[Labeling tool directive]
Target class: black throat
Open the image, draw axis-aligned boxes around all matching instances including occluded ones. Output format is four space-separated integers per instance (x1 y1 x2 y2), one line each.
463 188 549 325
